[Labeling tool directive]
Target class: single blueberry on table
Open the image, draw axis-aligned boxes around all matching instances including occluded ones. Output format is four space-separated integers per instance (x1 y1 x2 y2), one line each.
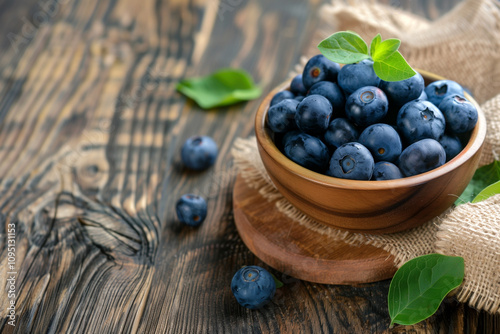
398 138 446 177
372 161 403 180
181 135 218 170
424 79 464 107
176 194 207 226
323 118 359 150
438 94 478 134
302 54 340 90
295 94 333 135
290 74 307 96
379 72 425 108
283 132 330 173
359 123 402 162
308 81 346 115
328 142 374 180
338 59 381 95
345 86 388 127
397 100 446 144
270 90 295 107
231 265 276 310
439 134 463 162
267 99 299 133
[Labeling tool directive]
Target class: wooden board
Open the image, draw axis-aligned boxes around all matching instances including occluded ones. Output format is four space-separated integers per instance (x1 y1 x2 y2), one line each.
233 175 397 284
0 0 498 332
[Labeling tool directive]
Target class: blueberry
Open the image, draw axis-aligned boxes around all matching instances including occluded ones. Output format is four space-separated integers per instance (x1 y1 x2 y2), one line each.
181 136 218 170
345 86 388 127
308 81 346 115
398 138 446 177
295 95 333 135
290 74 307 96
438 94 478 134
280 129 301 148
328 142 374 180
397 100 446 144
270 90 294 107
283 132 330 173
439 134 463 162
231 266 276 310
372 161 403 180
381 103 401 127
302 54 341 90
267 99 299 133
424 80 464 107
338 59 381 95
294 95 305 102
176 194 207 226
323 118 359 149
379 72 424 108
359 123 402 162
417 89 428 101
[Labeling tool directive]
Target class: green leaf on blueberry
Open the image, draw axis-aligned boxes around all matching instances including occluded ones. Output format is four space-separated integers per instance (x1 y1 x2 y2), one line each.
317 31 370 64
388 254 464 326
176 68 262 109
370 35 400 62
318 31 416 82
369 33 381 59
455 160 500 205
372 50 416 82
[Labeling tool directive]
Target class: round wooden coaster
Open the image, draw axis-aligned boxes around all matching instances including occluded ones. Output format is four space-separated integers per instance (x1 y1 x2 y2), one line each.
233 175 397 285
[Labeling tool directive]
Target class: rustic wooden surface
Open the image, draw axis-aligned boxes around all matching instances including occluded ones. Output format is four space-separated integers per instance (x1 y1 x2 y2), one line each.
0 0 498 333
233 175 398 285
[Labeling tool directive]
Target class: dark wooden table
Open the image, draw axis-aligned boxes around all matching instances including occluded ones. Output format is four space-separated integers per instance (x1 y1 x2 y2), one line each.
0 0 499 332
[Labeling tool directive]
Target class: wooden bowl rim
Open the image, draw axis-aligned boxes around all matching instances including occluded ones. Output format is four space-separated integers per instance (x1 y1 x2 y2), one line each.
255 69 487 191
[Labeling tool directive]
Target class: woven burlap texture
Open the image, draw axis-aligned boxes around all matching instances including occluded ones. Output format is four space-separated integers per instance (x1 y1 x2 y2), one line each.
232 0 500 314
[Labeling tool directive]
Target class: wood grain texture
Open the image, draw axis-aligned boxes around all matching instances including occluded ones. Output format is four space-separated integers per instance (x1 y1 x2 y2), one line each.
233 175 397 284
0 0 497 333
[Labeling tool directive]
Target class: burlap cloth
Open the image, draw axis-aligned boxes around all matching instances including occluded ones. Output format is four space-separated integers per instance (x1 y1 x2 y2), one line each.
232 0 500 314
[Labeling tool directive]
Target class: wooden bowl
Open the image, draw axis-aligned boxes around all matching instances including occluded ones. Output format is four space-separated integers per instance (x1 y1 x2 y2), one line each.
255 70 487 234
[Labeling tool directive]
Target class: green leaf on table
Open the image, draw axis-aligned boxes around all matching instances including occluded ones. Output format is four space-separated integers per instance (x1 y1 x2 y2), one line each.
317 31 370 64
455 160 500 205
369 33 382 58
373 51 416 82
371 38 401 62
472 180 500 203
388 254 464 326
176 68 262 109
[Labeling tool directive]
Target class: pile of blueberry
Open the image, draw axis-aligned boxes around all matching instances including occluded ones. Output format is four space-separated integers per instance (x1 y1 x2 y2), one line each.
268 55 478 180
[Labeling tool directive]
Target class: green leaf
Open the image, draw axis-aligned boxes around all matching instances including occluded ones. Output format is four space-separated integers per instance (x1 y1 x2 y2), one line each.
270 273 284 289
373 51 416 81
176 68 262 109
372 38 401 62
472 180 500 203
455 160 500 205
318 31 370 64
369 34 381 58
388 254 464 326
